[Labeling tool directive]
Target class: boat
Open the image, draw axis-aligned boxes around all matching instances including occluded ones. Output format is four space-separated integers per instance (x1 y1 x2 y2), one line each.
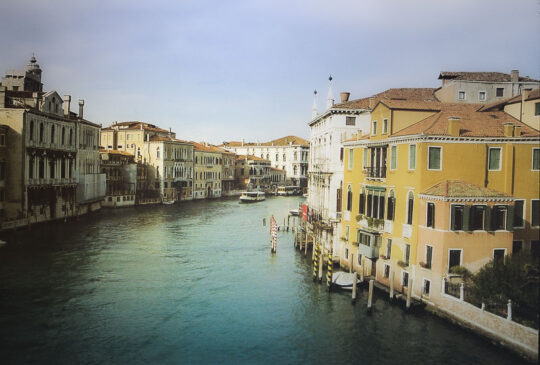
162 199 175 205
239 191 265 202
331 271 359 290
289 209 299 216
277 186 301 196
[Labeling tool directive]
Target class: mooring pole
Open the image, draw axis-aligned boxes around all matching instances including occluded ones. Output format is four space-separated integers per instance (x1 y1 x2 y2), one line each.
352 272 358 303
367 279 374 310
312 242 318 281
389 271 394 300
327 246 333 291
318 247 324 282
406 279 413 310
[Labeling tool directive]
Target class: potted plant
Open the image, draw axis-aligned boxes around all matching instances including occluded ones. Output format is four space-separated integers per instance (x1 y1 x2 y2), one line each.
397 260 408 268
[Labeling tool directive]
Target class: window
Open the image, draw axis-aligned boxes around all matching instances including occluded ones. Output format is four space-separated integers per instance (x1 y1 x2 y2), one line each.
531 240 540 259
0 134 5 146
448 249 461 270
426 202 435 228
492 205 507 230
390 146 397 170
513 200 524 228
386 238 392 258
39 123 44 142
346 116 355 126
359 190 365 214
345 226 350 241
336 186 342 212
531 200 539 227
372 121 377 135
496 88 504 97
493 249 506 262
382 119 388 134
29 120 34 141
409 144 416 170
423 279 431 296
428 146 441 170
533 148 540 170
458 91 466 100
283 154 286 162
451 205 464 231
339 147 343 162
346 186 352 211
406 191 414 225
387 190 395 220
425 245 433 269
363 148 368 167
402 271 409 287
512 240 523 254
344 246 349 260
488 147 501 170
383 264 390 278
479 91 486 101
471 205 486 230
348 149 354 169
535 102 540 116
51 125 55 143
404 243 410 265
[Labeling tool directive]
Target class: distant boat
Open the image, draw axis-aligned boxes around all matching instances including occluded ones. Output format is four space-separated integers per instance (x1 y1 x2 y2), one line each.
302 193 308 198
289 209 299 216
239 191 265 203
162 200 175 205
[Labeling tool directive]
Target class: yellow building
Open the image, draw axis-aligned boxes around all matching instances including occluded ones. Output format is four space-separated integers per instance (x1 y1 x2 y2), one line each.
480 88 540 131
341 100 540 303
191 142 223 199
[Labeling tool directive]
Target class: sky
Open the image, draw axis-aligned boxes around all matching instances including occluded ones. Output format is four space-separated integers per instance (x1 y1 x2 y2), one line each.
0 0 539 144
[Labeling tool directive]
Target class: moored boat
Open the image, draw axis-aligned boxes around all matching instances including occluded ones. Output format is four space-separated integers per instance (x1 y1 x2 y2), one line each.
239 191 265 202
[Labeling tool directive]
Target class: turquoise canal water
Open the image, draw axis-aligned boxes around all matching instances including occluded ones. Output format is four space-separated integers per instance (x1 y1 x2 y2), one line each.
0 197 530 364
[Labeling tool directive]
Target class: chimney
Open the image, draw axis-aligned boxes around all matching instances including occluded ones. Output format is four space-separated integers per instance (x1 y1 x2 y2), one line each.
503 123 514 137
340 92 350 103
78 99 84 119
447 117 461 137
0 86 5 108
514 125 522 137
369 97 374 109
511 70 519 83
63 95 71 117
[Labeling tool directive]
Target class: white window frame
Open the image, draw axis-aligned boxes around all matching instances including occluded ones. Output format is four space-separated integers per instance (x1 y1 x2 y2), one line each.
478 91 487 101
390 145 397 170
513 199 526 229
531 199 540 228
448 248 463 270
493 248 507 260
401 270 409 287
427 146 442 171
383 263 390 278
382 119 388 134
425 244 433 269
458 91 466 100
422 278 431 296
426 201 435 228
372 121 377 136
488 147 502 171
408 144 416 170
532 148 540 171
363 148 368 168
386 238 392 258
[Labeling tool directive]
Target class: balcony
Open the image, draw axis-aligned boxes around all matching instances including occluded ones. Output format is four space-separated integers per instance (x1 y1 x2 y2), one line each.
363 166 386 179
357 240 380 259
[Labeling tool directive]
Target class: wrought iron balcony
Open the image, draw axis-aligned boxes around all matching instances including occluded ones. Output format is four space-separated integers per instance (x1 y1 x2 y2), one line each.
363 166 386 179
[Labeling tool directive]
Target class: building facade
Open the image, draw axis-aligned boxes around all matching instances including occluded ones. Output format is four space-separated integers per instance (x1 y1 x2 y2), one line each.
192 142 222 199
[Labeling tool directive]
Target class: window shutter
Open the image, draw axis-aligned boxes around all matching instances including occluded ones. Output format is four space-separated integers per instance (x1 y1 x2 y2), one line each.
506 205 514 232
379 196 385 219
484 206 492 231
462 205 470 231
450 205 456 231
359 193 365 214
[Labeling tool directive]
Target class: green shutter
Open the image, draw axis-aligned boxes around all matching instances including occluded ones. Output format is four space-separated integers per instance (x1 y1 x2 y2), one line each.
391 146 396 169
409 145 416 169
463 205 471 231
450 205 456 231
429 147 441 169
484 206 492 231
533 149 540 170
489 148 500 170
506 205 514 232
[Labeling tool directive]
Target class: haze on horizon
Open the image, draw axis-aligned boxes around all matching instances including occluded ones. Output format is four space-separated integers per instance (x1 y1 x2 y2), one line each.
0 0 538 144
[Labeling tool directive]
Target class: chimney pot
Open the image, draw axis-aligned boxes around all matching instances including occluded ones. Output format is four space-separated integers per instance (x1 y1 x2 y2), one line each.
511 70 519 83
340 92 350 103
63 95 71 117
514 125 522 137
78 99 84 119
447 117 461 137
503 123 514 137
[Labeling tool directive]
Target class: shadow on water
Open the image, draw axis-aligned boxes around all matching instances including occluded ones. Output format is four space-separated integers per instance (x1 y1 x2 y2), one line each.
0 197 531 364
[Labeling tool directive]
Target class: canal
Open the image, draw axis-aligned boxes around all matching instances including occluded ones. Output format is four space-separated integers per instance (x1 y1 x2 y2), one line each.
0 197 529 364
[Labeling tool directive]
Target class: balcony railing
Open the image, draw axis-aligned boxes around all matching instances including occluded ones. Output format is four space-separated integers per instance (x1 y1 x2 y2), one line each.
357 240 380 259
363 166 386 179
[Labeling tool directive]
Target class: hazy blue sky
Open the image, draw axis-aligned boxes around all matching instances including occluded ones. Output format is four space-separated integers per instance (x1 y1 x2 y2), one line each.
1 0 539 143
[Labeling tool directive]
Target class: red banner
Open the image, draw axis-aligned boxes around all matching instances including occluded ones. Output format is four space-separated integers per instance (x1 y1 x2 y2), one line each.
302 204 308 221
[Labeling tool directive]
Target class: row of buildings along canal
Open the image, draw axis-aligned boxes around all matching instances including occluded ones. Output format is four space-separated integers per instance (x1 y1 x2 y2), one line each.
0 56 309 230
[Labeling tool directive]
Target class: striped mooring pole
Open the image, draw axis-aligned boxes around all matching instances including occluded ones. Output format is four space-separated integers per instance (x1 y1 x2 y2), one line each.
327 250 333 290
312 242 319 281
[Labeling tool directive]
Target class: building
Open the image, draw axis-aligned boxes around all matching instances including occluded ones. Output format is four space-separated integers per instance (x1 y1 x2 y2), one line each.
269 167 286 186
435 70 539 104
0 125 7 219
340 99 539 309
221 135 309 187
100 149 137 208
220 149 237 196
192 142 222 199
0 57 105 228
480 88 540 130
234 155 271 190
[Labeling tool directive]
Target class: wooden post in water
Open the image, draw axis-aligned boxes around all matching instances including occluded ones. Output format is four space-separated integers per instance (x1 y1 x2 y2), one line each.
312 242 318 281
304 233 308 256
327 247 333 290
349 253 353 273
389 271 394 300
367 279 374 310
359 262 364 283
406 279 413 310
351 272 358 303
318 247 324 282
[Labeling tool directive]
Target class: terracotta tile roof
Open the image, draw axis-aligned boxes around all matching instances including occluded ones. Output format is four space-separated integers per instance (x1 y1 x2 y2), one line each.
102 121 170 133
333 88 439 110
235 154 269 162
262 135 309 146
391 105 539 138
190 141 224 153
421 180 510 198
479 88 540 111
343 133 370 142
438 71 539 83
99 149 134 157
377 99 443 111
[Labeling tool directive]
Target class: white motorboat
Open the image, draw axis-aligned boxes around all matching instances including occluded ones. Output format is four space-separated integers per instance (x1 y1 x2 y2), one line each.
331 271 358 290
239 191 265 202
162 200 175 205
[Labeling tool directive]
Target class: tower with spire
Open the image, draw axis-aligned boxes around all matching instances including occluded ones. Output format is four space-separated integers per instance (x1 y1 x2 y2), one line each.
1 55 43 92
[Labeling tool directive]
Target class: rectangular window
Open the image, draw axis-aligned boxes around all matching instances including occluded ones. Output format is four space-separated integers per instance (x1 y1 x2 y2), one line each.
535 102 540 116
423 279 431 296
492 205 507 230
428 146 441 170
458 91 466 100
404 243 410 265
383 264 390 278
348 149 354 170
390 146 397 170
533 148 540 170
512 240 523 254
471 205 486 230
426 202 435 228
425 245 433 269
0 161 5 180
449 249 461 269
386 238 392 258
0 134 5 146
532 200 540 227
531 240 540 259
488 147 501 170
372 121 377 135
363 148 368 168
367 193 372 218
496 88 504 97
340 147 343 162
346 116 355 126
451 205 464 231
409 144 416 170
479 91 486 101
359 192 365 214
387 196 395 220
402 271 409 287
373 195 379 218
493 249 506 262
382 119 388 134
513 200 524 228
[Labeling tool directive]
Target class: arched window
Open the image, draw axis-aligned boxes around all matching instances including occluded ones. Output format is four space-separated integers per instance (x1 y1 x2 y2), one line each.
156 147 160 158
407 191 414 225
39 123 44 142
29 120 34 141
346 185 353 211
387 190 395 220
359 188 365 214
